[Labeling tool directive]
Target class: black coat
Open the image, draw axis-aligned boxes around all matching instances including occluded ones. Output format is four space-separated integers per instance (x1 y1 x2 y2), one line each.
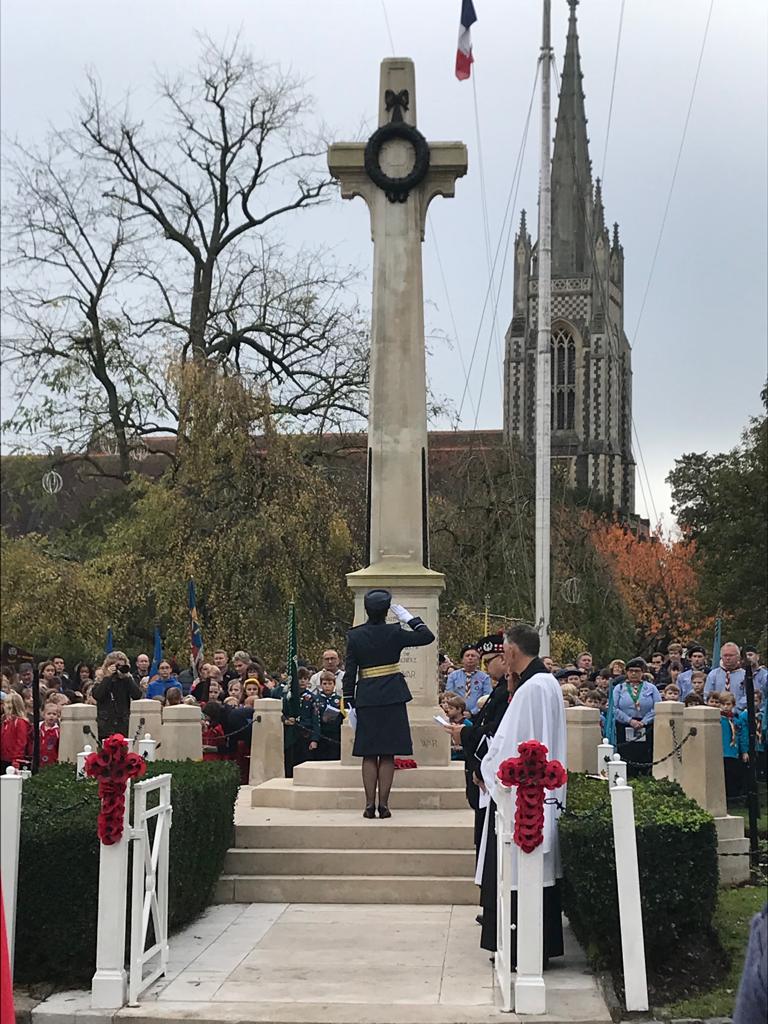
342 617 435 707
92 671 142 739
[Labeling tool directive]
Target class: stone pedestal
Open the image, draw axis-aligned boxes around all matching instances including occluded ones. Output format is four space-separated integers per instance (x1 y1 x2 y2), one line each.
652 701 685 785
681 705 726 817
565 707 600 773
161 705 202 761
249 698 284 785
59 704 98 762
129 699 163 746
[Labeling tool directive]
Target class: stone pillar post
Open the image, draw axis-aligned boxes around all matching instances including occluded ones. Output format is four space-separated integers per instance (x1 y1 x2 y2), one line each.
565 707 601 773
161 705 202 762
652 701 685 784
129 699 163 746
249 698 284 785
59 704 98 762
681 705 726 817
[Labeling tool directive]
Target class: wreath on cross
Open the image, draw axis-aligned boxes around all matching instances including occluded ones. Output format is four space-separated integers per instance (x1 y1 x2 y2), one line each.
364 88 430 203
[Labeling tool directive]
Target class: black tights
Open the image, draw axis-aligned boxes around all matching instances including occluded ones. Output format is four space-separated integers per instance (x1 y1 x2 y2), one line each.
362 755 395 808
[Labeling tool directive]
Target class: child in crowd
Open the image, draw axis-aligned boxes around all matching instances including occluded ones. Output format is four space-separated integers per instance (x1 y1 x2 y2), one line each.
561 683 580 707
241 678 262 704
577 685 591 704
1 691 33 771
201 706 226 761
689 670 707 700
227 679 242 702
707 691 722 709
284 667 320 770
39 702 61 767
316 670 343 760
165 687 182 707
684 693 704 707
662 684 681 702
443 695 472 761
584 689 606 734
720 691 747 801
754 689 766 781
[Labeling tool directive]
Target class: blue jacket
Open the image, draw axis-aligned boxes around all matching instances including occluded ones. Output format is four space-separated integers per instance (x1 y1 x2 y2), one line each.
445 669 493 714
613 680 661 726
720 711 747 759
146 676 183 699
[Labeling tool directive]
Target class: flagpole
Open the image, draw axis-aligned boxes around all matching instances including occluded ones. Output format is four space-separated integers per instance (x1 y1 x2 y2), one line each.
534 0 553 656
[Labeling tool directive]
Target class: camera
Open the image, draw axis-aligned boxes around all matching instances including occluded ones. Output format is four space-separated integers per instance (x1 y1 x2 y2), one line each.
115 663 131 675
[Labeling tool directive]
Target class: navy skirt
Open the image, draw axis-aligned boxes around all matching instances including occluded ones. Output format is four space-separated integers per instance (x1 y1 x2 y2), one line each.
353 703 413 757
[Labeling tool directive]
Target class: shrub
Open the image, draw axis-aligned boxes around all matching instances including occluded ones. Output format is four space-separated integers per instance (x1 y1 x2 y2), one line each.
560 774 719 971
14 759 239 985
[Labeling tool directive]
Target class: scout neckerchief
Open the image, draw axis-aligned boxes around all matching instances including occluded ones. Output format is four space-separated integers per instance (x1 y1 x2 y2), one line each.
723 670 731 693
626 680 644 709
464 671 473 699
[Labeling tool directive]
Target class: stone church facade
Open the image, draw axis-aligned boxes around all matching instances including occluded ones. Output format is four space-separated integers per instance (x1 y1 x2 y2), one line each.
504 0 635 513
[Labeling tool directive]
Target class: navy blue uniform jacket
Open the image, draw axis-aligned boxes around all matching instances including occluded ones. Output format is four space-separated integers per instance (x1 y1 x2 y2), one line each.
342 617 435 708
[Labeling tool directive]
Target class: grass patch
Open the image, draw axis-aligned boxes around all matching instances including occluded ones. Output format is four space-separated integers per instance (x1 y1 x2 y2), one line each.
656 886 765 1019
728 780 768 836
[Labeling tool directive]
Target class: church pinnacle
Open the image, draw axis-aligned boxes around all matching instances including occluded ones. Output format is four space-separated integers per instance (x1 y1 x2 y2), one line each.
551 0 593 276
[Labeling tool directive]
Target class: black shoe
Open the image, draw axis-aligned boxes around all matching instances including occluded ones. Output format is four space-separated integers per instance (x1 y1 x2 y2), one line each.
363 804 376 818
475 914 484 926
378 805 392 818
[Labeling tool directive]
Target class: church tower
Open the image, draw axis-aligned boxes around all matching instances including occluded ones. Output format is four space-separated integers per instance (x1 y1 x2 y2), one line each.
503 0 635 512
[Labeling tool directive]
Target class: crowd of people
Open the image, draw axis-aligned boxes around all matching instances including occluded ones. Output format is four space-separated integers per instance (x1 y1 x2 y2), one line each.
1 638 765 797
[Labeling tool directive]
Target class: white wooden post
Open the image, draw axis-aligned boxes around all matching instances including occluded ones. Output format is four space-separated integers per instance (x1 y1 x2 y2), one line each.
597 739 614 778
608 752 627 787
76 744 93 780
137 735 157 762
609 771 648 1012
91 782 131 1009
494 786 514 1013
514 844 546 1014
0 768 23 974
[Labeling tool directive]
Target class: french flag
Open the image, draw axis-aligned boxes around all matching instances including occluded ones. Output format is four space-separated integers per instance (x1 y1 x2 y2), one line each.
455 0 477 81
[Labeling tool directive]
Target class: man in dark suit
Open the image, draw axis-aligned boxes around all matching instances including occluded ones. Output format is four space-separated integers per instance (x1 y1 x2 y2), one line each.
342 588 435 818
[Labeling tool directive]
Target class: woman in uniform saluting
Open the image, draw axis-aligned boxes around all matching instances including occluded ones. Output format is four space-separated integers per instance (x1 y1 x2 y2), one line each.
342 589 435 818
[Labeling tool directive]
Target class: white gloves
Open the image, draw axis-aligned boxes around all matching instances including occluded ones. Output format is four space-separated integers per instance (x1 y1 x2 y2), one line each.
391 603 414 624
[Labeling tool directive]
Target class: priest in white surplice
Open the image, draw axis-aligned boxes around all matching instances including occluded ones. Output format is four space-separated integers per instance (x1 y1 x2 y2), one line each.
475 623 567 962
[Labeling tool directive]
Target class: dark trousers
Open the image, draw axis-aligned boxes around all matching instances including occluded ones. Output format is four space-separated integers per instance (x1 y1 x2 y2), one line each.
724 757 744 800
480 880 564 962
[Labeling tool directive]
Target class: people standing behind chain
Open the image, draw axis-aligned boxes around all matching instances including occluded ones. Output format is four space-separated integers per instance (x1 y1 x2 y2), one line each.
719 691 748 800
309 650 344 695
745 645 768 693
444 645 492 714
316 671 343 759
705 642 747 709
39 702 61 766
146 660 183 700
612 658 661 776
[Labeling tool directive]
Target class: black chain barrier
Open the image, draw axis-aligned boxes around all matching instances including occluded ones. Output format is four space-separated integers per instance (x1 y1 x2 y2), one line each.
606 726 697 770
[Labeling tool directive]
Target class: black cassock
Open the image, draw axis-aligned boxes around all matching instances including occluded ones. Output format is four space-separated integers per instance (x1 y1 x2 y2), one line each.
460 680 511 857
476 659 565 961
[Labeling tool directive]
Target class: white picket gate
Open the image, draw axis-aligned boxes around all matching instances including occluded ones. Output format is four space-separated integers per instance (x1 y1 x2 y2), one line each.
128 774 172 1006
494 785 515 1013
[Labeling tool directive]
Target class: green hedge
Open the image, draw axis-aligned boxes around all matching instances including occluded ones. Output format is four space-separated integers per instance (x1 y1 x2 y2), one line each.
560 774 719 971
14 759 239 985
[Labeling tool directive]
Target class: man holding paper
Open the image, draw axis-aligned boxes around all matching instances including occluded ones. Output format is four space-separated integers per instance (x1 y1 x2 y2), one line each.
342 589 435 819
476 623 567 962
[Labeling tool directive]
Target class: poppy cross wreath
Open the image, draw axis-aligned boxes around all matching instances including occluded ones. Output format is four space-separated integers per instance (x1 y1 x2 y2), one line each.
84 733 147 845
496 739 567 854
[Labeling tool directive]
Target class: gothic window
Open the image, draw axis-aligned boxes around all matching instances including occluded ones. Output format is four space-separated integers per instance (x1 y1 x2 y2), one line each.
551 327 576 431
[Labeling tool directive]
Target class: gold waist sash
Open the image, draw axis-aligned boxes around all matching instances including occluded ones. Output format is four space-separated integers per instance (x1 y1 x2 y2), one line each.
358 662 401 680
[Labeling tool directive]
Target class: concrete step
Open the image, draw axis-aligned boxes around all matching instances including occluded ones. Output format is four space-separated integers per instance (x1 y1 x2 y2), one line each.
224 847 476 876
233 820 474 850
215 873 479 905
251 779 467 810
292 762 466 790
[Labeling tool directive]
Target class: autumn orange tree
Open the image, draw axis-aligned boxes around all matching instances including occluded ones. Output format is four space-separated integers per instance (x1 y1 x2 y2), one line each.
587 513 714 655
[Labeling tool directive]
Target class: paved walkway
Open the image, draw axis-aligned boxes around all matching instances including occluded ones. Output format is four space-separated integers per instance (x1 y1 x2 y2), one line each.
32 902 611 1024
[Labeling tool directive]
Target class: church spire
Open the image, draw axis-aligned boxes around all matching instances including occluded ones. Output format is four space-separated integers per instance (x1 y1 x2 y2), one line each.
551 0 593 275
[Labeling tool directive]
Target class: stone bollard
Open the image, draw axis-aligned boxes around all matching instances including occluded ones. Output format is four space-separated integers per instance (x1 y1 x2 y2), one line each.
341 720 358 765
652 701 685 784
681 705 726 817
59 704 98 763
161 704 203 761
565 707 601 773
129 699 163 746
248 698 284 786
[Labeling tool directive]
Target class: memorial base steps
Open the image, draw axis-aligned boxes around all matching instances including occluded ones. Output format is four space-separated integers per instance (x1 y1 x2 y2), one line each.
216 762 478 905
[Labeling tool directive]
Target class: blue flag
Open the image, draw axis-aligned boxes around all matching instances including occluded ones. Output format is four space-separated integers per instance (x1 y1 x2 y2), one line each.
105 627 114 655
188 578 204 674
148 626 164 682
605 679 616 748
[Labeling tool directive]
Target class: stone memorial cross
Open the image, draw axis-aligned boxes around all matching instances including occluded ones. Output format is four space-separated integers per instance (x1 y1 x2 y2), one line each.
328 59 467 765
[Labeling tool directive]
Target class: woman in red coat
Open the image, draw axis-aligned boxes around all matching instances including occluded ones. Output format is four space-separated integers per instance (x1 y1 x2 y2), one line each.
0 691 33 771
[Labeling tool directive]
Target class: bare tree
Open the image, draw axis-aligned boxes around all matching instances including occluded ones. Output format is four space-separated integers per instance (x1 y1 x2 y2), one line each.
80 36 368 440
2 139 174 479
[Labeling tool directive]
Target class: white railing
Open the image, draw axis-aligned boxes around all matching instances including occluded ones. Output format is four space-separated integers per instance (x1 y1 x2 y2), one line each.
128 774 172 1006
494 785 515 1013
0 767 25 977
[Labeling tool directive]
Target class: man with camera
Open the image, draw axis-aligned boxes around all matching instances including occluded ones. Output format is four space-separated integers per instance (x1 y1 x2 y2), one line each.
92 650 142 740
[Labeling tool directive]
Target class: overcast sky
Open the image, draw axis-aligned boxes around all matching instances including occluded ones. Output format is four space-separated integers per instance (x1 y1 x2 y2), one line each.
2 0 766 526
